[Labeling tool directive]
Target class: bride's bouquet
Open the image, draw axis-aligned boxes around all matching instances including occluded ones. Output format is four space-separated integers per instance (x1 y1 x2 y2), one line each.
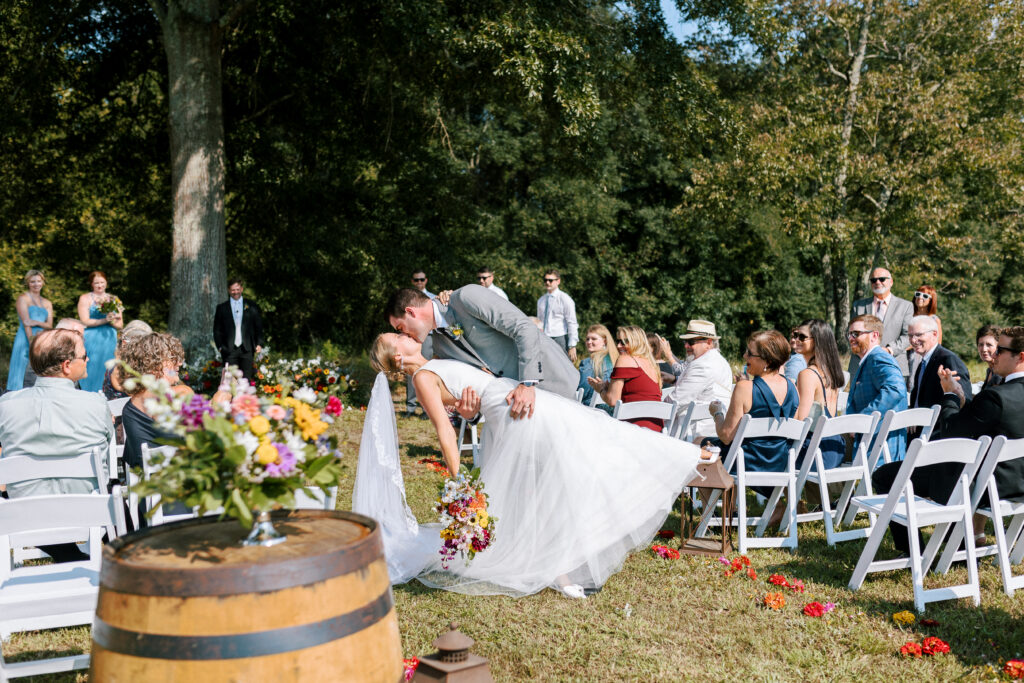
435 466 495 568
97 295 124 316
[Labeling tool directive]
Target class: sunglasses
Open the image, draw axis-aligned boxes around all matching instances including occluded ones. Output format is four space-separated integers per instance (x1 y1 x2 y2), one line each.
543 278 558 283
996 345 1019 355
913 292 932 300
615 339 627 345
869 277 890 284
742 348 761 358
477 275 492 281
790 332 809 341
847 330 872 339
68 354 89 362
412 277 426 282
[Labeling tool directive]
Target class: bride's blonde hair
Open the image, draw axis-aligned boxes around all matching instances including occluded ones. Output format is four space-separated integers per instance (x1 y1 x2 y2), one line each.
369 334 404 380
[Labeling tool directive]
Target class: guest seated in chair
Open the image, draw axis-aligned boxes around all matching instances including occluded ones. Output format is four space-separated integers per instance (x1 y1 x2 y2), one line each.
592 325 664 432
976 324 1003 390
0 329 113 562
102 319 153 400
661 319 733 412
792 319 846 469
117 332 192 470
577 324 617 407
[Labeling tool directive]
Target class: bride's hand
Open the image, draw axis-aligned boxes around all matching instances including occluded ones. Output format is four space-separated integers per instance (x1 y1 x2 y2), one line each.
454 387 481 421
436 290 453 306
506 383 535 420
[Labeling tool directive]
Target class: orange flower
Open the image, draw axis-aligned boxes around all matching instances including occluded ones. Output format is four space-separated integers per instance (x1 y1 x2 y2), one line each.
1005 660 1024 679
921 637 950 656
899 642 923 658
763 592 786 610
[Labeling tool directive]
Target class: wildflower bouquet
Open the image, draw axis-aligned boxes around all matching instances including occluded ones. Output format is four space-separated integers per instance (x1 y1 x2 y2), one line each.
97 295 124 316
255 355 354 400
435 466 495 569
129 367 345 528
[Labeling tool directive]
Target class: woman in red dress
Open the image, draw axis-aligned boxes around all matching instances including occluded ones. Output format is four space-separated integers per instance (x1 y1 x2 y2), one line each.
592 325 664 431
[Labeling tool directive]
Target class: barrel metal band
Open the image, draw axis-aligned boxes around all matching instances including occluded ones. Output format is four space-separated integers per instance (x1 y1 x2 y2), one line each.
92 588 393 660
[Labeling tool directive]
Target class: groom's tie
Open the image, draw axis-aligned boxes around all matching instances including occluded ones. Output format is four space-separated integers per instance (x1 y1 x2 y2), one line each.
437 327 490 373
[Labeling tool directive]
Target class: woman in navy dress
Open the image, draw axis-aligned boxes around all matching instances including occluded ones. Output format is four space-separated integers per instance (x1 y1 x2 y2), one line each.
77 270 122 392
6 269 54 390
792 319 846 469
709 330 798 484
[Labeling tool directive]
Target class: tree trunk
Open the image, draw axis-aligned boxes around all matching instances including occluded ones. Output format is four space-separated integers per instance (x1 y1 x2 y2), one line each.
158 0 228 356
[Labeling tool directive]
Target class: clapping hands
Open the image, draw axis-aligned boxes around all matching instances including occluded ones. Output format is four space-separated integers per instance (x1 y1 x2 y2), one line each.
937 365 966 407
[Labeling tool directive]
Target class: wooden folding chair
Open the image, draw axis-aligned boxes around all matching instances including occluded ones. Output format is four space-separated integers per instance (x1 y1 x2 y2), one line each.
694 415 812 553
847 437 990 612
934 436 1024 596
787 412 880 545
0 488 126 679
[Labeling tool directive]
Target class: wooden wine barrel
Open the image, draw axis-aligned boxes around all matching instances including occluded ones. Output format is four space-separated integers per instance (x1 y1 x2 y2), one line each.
90 510 402 682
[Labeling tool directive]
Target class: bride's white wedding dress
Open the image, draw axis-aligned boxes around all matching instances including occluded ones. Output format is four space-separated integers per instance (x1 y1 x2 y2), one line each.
353 360 700 597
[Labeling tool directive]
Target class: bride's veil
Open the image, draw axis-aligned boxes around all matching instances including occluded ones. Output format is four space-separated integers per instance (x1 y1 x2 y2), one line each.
352 372 434 584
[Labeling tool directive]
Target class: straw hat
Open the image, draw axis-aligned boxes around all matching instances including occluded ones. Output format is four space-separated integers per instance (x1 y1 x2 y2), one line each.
678 319 720 340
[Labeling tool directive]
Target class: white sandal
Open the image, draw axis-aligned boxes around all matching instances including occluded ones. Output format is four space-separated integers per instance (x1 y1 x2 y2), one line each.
557 583 586 599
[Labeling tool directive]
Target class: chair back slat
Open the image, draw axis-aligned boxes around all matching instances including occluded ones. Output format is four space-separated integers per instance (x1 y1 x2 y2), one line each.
913 437 991 470
0 448 105 485
819 412 879 439
612 400 676 423
108 397 130 418
889 405 941 432
0 490 126 537
724 415 811 472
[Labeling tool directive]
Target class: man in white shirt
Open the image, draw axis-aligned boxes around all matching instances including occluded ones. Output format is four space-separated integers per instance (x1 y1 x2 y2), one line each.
411 270 436 300
536 269 579 362
476 267 509 301
405 271 436 417
662 320 733 409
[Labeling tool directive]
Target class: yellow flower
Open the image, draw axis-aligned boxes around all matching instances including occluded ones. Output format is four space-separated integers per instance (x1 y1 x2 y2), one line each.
256 443 278 465
440 527 457 540
249 416 271 436
292 402 328 441
477 512 489 529
892 610 915 626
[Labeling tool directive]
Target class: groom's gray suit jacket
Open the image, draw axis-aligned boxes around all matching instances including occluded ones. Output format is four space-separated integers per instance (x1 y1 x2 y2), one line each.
430 285 580 400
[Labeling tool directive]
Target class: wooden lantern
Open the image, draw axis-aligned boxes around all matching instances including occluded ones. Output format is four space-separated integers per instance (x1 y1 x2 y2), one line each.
412 623 494 683
679 454 736 556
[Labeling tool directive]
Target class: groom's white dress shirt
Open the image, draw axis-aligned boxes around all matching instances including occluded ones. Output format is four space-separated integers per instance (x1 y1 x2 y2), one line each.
536 288 578 346
666 348 733 407
231 297 244 346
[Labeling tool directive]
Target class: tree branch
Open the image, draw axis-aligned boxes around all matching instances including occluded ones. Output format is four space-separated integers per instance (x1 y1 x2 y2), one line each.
220 0 256 29
147 0 167 24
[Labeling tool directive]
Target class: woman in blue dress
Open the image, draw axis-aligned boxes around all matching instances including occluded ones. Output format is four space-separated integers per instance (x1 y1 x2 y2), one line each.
792 319 846 470
77 270 123 392
6 269 54 390
578 323 617 406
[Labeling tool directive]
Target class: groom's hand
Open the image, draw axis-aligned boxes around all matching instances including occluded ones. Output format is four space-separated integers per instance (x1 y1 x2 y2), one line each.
455 387 481 420
506 384 536 419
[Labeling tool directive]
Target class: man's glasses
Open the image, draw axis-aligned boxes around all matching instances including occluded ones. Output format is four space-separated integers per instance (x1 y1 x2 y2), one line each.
790 332 809 341
908 331 935 340
869 277 890 284
69 354 88 363
683 338 709 346
996 345 1019 355
543 278 558 283
477 276 491 281
913 292 932 300
847 330 872 339
412 277 426 282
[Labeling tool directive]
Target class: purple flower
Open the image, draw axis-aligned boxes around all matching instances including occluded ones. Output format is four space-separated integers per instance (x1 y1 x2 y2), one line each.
179 395 214 428
264 442 297 477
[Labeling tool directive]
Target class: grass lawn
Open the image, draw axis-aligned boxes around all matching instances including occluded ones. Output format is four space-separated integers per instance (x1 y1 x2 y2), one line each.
4 381 1023 681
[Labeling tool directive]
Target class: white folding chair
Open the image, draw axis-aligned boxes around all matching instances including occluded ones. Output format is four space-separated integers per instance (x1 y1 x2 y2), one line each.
457 417 483 468
694 415 812 553
292 486 339 511
836 391 849 415
589 390 606 408
667 402 695 440
575 388 585 403
0 448 106 567
0 488 126 679
106 397 130 486
787 412 880 545
107 397 130 417
867 406 941 471
612 401 677 432
934 436 1024 596
847 437 990 612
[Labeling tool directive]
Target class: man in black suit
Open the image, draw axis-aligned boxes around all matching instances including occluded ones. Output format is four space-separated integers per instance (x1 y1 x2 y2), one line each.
213 279 264 382
907 315 972 409
873 325 1024 554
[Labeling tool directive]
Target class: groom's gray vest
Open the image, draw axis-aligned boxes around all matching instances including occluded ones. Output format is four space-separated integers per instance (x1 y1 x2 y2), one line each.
430 285 580 400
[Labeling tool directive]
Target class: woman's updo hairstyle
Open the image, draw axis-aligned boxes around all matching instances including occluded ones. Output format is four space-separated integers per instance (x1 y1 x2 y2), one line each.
370 334 404 380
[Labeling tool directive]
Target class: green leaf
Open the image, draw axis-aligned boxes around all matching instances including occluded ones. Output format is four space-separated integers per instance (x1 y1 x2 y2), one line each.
230 488 252 527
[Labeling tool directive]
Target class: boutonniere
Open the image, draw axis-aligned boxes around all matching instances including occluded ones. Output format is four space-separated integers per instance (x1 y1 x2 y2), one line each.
450 323 464 338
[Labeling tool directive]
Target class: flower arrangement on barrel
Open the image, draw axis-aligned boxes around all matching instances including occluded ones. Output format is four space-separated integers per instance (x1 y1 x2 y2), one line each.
128 366 345 537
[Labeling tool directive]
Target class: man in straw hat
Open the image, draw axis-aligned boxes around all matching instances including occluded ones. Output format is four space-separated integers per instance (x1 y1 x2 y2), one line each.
657 319 734 411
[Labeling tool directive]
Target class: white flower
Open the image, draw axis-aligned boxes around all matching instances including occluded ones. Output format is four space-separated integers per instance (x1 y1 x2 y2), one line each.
235 431 260 456
293 387 317 404
284 430 307 462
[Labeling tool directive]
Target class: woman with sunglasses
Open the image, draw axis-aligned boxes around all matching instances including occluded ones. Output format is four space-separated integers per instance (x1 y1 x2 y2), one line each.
578 324 617 407
912 285 942 344
593 326 664 431
791 320 846 469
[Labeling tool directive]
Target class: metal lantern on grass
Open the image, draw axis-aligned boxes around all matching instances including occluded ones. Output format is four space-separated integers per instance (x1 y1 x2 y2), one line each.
679 453 736 556
412 623 494 682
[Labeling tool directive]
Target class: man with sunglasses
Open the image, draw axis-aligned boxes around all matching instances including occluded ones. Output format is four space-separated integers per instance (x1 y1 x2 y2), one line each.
475 267 508 301
0 329 112 561
536 269 579 363
871 326 1024 556
410 270 436 300
846 314 909 461
662 319 732 411
848 267 913 382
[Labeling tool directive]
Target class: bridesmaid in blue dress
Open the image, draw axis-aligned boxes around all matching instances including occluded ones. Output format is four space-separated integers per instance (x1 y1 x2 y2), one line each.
77 270 122 392
6 269 54 390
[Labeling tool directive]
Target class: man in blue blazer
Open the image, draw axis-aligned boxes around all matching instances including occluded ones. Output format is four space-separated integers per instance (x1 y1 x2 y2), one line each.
846 314 910 461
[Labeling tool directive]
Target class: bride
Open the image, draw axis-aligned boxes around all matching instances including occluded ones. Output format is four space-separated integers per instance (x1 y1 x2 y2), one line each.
354 333 701 599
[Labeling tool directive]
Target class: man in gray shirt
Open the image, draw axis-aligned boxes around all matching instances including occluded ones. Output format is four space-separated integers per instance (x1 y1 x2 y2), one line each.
0 328 112 561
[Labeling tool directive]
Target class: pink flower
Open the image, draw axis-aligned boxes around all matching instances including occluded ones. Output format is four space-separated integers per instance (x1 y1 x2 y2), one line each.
718 557 731 565
325 395 343 416
789 579 805 593
265 404 287 421
231 394 261 420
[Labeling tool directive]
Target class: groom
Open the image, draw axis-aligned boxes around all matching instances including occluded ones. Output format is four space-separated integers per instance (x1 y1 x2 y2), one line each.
386 285 580 418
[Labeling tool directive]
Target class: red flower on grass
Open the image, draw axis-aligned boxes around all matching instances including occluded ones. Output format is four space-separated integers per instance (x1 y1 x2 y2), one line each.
651 544 680 560
1005 660 1024 679
921 637 950 656
768 574 790 587
402 657 419 681
803 602 826 617
920 618 940 627
900 642 923 658
746 568 757 580
657 529 676 539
